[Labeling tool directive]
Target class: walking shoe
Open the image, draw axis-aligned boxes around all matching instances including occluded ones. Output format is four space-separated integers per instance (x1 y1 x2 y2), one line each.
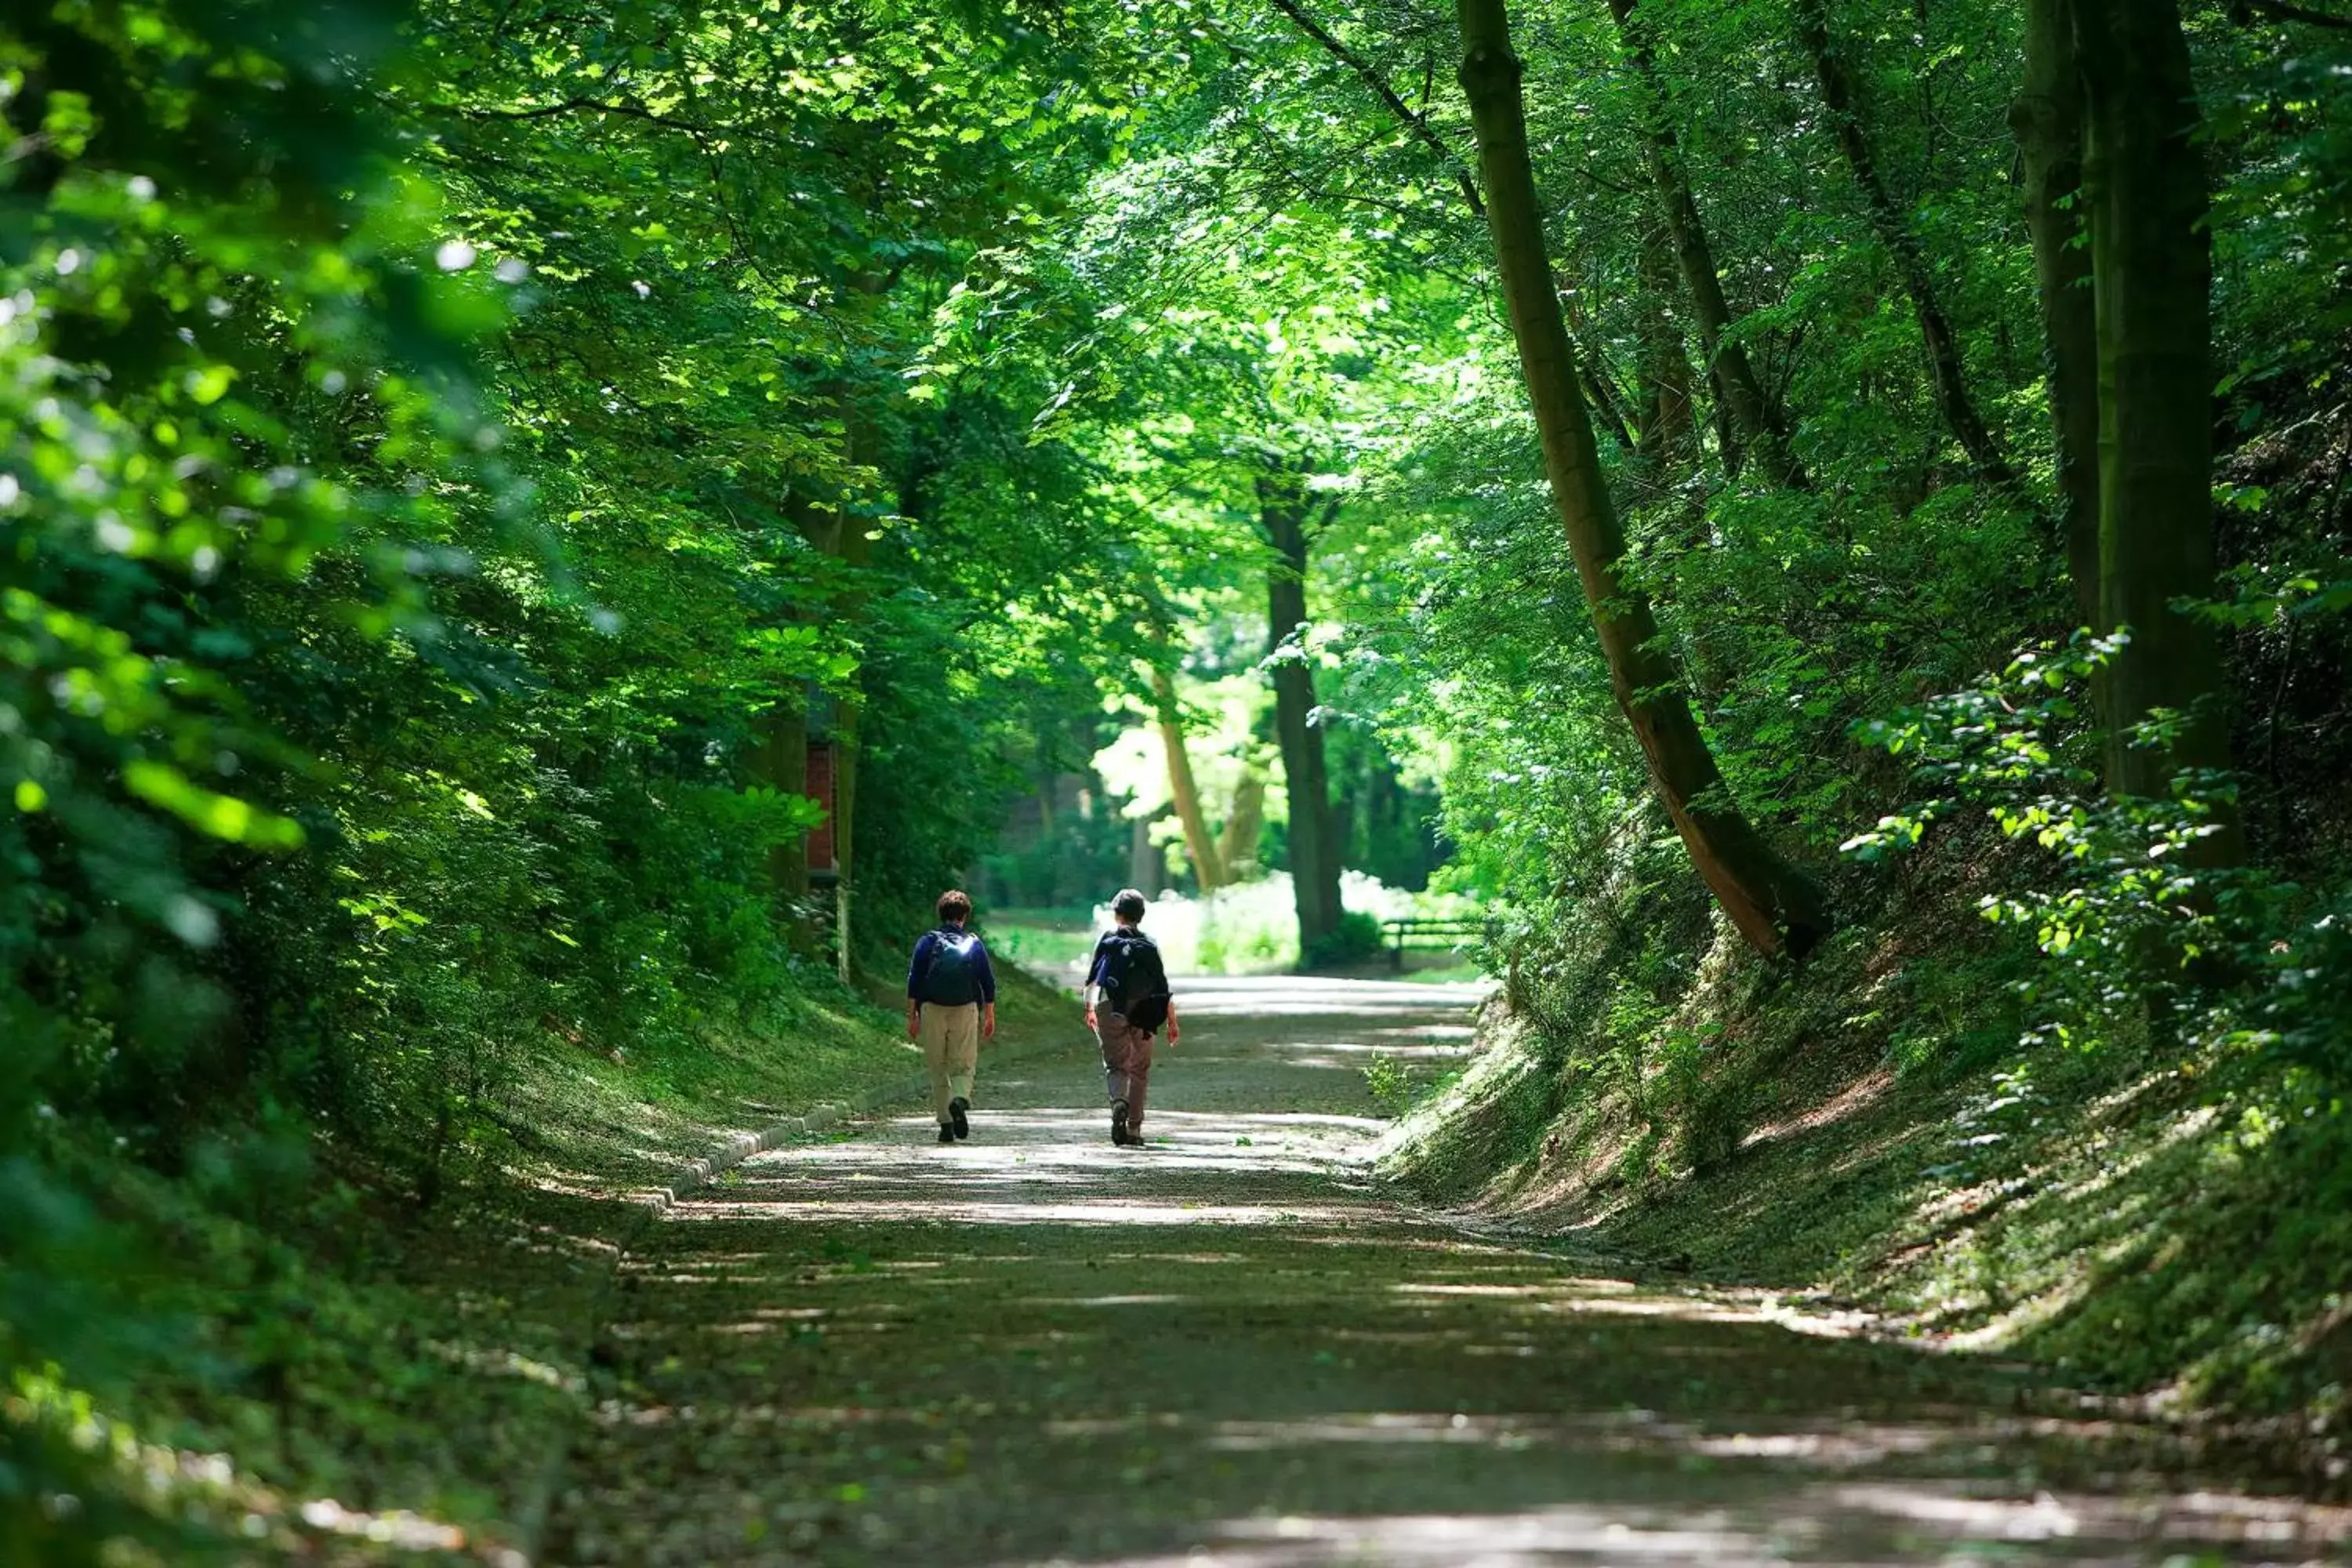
1110 1099 1131 1147
949 1097 970 1140
938 1123 956 1145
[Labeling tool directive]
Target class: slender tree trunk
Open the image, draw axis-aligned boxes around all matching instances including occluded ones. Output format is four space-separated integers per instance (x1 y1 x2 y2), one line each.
830 701 861 984
2013 0 2103 627
1795 0 2020 494
1563 276 1641 451
1606 0 1809 492
1150 663 1227 892
751 487 826 910
1129 812 1162 892
1634 221 1698 473
756 704 811 900
1457 0 1835 958
1034 771 1061 906
1260 468 1346 955
2074 0 2238 853
1218 764 1267 873
1581 355 1639 452
826 405 877 985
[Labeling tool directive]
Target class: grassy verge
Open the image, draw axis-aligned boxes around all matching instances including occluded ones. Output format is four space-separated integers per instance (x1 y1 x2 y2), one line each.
985 908 1102 975
503 981 923 1187
1379 861 2352 1493
13 961 1074 1564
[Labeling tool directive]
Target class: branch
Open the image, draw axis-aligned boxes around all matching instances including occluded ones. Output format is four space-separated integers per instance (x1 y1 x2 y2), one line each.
1287 182 1446 221
437 95 721 138
1261 0 1487 217
1310 491 1345 536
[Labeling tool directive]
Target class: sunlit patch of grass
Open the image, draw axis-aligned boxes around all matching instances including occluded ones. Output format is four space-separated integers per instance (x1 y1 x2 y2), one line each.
982 909 1100 974
4 1363 494 1563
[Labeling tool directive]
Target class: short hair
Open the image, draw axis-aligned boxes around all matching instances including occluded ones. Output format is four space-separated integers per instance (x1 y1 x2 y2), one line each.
1112 887 1147 923
936 889 973 924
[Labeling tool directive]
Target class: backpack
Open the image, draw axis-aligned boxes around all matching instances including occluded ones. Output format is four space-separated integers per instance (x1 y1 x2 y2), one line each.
916 929 983 1006
1094 929 1171 1033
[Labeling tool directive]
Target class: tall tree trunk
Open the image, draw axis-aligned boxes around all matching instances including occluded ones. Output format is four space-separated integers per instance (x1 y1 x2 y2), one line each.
750 487 827 912
1606 0 1809 492
825 405 876 985
1150 662 1227 892
1260 468 1346 956
1795 0 2020 494
2074 0 2239 851
831 692 862 985
756 704 811 901
2013 0 2103 627
1128 812 1162 892
1218 764 1267 873
1634 221 1698 474
1034 772 1060 907
1457 0 1835 958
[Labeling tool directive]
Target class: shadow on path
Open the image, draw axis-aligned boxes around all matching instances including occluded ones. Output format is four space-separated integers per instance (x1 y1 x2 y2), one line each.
549 979 2348 1566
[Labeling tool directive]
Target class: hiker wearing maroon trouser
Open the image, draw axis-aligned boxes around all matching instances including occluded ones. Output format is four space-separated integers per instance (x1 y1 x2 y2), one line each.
1082 887 1179 1147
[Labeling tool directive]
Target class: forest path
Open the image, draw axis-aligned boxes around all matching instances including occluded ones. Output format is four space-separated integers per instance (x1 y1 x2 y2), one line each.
546 978 2342 1566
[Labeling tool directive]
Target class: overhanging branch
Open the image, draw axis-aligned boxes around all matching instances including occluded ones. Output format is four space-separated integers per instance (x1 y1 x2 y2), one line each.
1262 0 1487 218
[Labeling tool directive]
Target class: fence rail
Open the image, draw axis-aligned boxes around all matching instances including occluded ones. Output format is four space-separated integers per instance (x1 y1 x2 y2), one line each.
1379 916 1483 971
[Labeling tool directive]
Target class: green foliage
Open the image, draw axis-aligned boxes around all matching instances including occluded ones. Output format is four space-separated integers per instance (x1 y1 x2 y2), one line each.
1301 907 1384 968
1846 634 2352 1087
0 0 1203 1552
1363 1053 1417 1118
7 0 2352 1543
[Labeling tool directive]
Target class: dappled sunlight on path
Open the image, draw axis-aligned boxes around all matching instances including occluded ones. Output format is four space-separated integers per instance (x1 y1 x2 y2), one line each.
546 980 2348 1566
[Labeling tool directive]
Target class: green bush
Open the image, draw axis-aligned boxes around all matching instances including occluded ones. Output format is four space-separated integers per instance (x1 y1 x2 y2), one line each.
1303 909 1385 969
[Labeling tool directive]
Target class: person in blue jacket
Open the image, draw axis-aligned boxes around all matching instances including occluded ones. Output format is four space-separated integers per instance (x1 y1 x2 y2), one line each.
906 890 997 1145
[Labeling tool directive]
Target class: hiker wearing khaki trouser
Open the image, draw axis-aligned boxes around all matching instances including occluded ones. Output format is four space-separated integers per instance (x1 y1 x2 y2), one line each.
1083 887 1179 1148
906 890 997 1145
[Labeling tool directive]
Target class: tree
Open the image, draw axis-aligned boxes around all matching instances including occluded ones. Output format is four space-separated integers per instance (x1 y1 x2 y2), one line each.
1605 0 1809 491
2071 0 2241 845
1150 659 1229 892
2014 0 2103 629
1795 0 2020 495
1456 0 1834 958
1218 763 1269 873
1260 462 1348 954
1632 221 1700 478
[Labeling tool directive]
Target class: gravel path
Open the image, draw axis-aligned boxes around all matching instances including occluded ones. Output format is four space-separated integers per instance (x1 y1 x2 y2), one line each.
546 978 2347 1566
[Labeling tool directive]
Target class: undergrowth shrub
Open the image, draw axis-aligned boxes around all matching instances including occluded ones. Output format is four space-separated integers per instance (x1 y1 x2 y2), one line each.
1303 908 1385 968
1848 632 2352 1091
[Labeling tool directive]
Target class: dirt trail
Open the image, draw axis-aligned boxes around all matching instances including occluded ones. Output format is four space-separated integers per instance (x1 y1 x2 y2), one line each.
547 978 2347 1566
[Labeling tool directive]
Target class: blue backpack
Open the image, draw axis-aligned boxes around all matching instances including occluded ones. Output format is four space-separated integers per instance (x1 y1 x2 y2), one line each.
916 930 983 1006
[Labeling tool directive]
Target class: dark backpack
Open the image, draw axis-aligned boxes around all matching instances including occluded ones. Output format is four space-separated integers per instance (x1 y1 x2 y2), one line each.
916 929 982 1006
1095 929 1171 1032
